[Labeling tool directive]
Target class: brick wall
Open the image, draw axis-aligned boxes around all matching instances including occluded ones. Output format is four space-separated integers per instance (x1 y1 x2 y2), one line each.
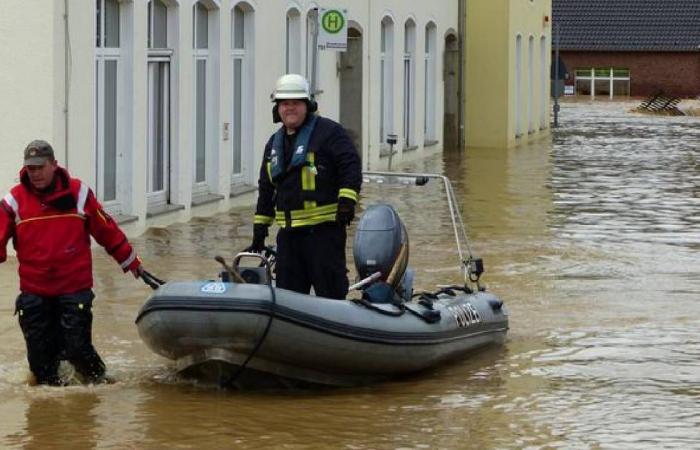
559 51 700 98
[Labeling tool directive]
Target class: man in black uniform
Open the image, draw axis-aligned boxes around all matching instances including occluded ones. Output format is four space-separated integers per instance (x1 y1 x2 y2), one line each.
247 74 361 299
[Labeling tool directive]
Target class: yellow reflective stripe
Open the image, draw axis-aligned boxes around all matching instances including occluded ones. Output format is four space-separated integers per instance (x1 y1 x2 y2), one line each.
275 213 337 228
275 203 338 220
338 188 359 203
302 153 316 210
266 162 274 184
254 215 274 225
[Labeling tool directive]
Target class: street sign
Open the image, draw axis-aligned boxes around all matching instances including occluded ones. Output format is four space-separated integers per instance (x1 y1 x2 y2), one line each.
318 8 348 51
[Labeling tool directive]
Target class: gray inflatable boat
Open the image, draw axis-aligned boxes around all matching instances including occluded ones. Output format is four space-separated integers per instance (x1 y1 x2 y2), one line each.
136 172 509 388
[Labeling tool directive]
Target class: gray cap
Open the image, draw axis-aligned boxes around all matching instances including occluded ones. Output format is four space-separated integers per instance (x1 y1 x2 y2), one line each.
24 140 55 166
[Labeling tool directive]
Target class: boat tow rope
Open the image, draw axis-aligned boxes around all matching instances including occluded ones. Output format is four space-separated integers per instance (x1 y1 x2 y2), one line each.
220 251 277 389
141 269 166 290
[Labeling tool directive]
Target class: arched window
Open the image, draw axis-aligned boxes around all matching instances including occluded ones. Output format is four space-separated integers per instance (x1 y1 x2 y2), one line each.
540 35 547 129
286 7 301 73
231 2 255 187
528 35 534 133
146 0 175 209
515 34 522 137
96 0 123 210
403 19 416 148
192 0 220 196
380 16 394 146
424 22 436 141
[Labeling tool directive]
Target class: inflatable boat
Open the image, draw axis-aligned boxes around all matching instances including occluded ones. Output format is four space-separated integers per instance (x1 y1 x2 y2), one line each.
136 172 509 388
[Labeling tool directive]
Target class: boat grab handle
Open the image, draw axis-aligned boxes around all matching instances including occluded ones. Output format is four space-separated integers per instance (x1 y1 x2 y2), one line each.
233 252 274 284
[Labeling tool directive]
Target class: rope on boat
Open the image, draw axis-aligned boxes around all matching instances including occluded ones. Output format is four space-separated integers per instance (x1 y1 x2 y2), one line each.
221 252 277 389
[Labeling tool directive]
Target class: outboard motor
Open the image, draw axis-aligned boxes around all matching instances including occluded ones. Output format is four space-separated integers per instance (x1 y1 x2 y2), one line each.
353 204 412 300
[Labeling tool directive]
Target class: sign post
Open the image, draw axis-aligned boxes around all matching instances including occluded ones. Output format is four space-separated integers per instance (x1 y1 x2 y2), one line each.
317 8 348 51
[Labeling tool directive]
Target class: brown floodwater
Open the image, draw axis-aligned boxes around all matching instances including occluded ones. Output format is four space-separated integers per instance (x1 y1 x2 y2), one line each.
1 102 698 449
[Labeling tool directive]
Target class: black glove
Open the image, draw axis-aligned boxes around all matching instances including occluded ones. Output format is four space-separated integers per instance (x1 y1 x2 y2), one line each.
336 197 356 226
246 224 268 253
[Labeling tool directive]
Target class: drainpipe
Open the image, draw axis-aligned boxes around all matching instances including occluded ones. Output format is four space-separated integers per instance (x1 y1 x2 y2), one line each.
366 0 371 170
63 0 71 167
457 0 465 149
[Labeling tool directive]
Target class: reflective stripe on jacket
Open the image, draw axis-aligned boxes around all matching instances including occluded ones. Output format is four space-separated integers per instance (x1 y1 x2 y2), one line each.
0 167 139 296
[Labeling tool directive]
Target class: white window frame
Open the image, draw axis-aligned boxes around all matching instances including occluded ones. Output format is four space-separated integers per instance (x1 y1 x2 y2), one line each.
192 0 220 197
527 35 534 134
575 68 631 99
403 19 416 149
231 2 255 188
380 17 394 147
95 0 125 215
424 22 437 142
146 0 173 209
285 6 301 74
539 35 547 130
515 34 523 138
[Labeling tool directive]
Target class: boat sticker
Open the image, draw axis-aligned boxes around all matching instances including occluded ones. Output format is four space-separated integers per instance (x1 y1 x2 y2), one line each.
200 282 227 294
447 303 482 328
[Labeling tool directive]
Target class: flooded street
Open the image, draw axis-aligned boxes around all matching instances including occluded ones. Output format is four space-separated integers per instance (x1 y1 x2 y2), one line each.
1 101 699 449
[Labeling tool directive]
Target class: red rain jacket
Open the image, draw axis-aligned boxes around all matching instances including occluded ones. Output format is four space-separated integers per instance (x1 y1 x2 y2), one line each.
0 166 140 296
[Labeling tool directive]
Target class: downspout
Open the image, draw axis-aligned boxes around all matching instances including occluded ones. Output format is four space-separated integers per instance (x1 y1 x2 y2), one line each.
366 0 371 170
63 0 71 167
457 0 465 149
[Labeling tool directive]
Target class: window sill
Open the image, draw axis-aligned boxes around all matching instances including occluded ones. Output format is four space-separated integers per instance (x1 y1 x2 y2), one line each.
403 145 418 152
230 184 257 197
191 193 225 207
146 203 185 219
423 140 439 147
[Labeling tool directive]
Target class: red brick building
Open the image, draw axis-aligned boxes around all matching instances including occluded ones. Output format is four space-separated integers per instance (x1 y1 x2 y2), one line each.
553 0 700 99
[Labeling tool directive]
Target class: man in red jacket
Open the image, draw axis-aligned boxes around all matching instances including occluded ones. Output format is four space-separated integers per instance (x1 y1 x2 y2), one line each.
0 140 146 386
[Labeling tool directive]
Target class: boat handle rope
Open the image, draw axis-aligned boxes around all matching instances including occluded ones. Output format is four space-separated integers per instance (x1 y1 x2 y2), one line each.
350 298 441 324
140 269 166 290
221 251 277 389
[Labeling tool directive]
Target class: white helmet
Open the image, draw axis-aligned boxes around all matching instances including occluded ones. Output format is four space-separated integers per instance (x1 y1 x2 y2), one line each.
271 73 311 102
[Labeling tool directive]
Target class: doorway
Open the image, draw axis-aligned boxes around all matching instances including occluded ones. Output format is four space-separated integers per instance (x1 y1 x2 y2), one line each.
339 27 363 157
443 33 459 150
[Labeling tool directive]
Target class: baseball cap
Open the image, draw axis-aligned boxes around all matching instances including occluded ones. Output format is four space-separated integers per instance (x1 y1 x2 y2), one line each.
24 140 55 166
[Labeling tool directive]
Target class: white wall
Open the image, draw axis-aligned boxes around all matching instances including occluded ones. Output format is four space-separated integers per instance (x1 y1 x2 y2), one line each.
0 0 458 236
0 1 57 193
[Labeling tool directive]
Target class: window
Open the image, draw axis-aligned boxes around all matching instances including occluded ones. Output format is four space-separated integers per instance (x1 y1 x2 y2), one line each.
305 9 318 86
575 68 630 99
539 35 547 129
286 8 301 73
95 0 121 209
514 34 522 137
192 1 219 196
231 3 255 188
380 17 394 146
193 2 208 187
424 22 436 142
527 35 534 133
147 0 172 209
403 19 416 148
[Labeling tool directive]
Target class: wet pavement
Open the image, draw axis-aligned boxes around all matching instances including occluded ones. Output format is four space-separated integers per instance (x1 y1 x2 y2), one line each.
0 101 698 449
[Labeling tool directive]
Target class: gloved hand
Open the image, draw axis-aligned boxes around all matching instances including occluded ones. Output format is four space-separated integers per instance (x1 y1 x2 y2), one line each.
131 265 145 279
245 224 268 253
336 197 356 226
124 256 143 278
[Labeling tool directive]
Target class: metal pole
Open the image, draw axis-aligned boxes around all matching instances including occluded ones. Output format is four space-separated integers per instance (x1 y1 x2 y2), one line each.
310 8 319 97
553 22 560 128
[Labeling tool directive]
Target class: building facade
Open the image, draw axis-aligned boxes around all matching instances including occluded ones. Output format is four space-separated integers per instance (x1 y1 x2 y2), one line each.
0 0 458 235
553 0 700 99
464 0 552 149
